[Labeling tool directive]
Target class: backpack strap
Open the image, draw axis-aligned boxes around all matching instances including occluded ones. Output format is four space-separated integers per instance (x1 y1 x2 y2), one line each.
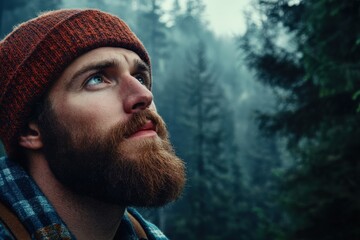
0 200 31 240
127 212 148 240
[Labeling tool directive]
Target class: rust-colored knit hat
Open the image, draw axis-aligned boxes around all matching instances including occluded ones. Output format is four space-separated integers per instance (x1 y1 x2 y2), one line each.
0 9 150 155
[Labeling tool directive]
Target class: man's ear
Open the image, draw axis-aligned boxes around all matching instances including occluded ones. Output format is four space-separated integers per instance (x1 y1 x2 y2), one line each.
19 122 43 150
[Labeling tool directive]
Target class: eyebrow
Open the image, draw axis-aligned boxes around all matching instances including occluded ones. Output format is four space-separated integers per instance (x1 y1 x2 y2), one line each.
134 59 150 74
67 57 151 85
68 58 120 85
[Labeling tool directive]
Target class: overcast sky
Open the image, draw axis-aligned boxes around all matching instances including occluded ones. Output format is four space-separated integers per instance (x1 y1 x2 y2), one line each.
201 0 251 36
161 0 253 37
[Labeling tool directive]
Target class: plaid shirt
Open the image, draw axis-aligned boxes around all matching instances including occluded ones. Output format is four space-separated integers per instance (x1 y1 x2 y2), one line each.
0 156 168 240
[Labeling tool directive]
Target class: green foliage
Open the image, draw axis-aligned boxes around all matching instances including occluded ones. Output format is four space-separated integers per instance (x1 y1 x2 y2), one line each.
280 117 360 239
302 0 360 103
165 39 245 240
136 0 168 79
241 0 360 239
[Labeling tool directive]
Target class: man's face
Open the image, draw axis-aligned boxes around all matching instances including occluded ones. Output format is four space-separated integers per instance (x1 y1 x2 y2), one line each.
37 47 185 207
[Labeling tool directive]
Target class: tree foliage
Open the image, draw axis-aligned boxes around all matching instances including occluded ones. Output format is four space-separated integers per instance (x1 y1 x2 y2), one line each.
157 4 249 238
241 0 360 239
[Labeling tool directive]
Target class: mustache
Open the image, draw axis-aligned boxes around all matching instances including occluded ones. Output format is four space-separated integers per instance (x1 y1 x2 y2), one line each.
110 109 168 141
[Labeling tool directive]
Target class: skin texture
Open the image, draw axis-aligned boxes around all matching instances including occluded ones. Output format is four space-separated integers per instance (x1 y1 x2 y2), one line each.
19 47 185 240
49 47 154 133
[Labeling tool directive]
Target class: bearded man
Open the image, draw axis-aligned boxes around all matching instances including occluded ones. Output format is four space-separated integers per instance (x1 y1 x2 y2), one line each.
0 9 186 240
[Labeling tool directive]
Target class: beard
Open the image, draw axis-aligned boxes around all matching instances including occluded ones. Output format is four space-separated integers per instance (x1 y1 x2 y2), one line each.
37 102 186 207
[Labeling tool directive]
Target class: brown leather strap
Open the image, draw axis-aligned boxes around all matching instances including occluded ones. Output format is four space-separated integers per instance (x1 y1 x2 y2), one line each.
127 212 148 240
0 201 31 240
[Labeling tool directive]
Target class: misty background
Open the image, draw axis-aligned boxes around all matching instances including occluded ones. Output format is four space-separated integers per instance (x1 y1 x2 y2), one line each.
1 0 359 239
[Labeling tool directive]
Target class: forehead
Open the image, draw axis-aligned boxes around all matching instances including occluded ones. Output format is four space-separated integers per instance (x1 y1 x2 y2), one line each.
64 47 142 75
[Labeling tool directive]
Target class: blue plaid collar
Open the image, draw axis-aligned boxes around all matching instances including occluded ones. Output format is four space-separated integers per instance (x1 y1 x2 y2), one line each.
0 156 168 240
0 156 75 239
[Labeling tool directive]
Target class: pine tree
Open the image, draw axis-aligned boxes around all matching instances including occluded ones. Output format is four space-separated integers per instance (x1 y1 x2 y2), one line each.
164 40 244 240
240 0 360 239
136 0 168 83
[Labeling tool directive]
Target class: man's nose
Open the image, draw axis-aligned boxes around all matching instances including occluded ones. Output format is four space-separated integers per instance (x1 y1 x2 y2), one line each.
122 75 153 113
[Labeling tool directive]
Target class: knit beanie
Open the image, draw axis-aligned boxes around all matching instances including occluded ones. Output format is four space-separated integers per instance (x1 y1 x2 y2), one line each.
0 9 150 156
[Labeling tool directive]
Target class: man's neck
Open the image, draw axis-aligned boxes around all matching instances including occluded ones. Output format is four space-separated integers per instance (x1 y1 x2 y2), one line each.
27 153 125 240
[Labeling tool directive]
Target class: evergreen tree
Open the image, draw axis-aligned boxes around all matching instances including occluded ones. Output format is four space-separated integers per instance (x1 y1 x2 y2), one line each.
240 0 360 239
164 40 244 240
136 0 168 84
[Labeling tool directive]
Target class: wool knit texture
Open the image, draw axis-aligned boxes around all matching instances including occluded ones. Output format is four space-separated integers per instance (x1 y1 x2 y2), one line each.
0 9 150 155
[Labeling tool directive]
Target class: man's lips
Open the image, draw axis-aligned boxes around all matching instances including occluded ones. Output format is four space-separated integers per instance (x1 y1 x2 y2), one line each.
128 121 157 139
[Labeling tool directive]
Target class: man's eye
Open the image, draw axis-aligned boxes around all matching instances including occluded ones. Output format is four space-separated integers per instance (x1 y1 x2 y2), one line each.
135 75 146 85
85 75 104 86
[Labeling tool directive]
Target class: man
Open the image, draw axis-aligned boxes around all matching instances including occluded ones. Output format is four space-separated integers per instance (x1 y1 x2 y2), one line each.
0 9 186 240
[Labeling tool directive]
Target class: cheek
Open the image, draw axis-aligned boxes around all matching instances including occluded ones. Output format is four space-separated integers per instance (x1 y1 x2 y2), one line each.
54 94 125 131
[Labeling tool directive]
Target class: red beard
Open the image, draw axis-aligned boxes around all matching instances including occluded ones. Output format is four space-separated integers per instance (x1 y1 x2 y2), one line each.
38 104 186 207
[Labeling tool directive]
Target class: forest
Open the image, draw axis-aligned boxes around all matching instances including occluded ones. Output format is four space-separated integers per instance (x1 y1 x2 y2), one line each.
0 0 359 239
